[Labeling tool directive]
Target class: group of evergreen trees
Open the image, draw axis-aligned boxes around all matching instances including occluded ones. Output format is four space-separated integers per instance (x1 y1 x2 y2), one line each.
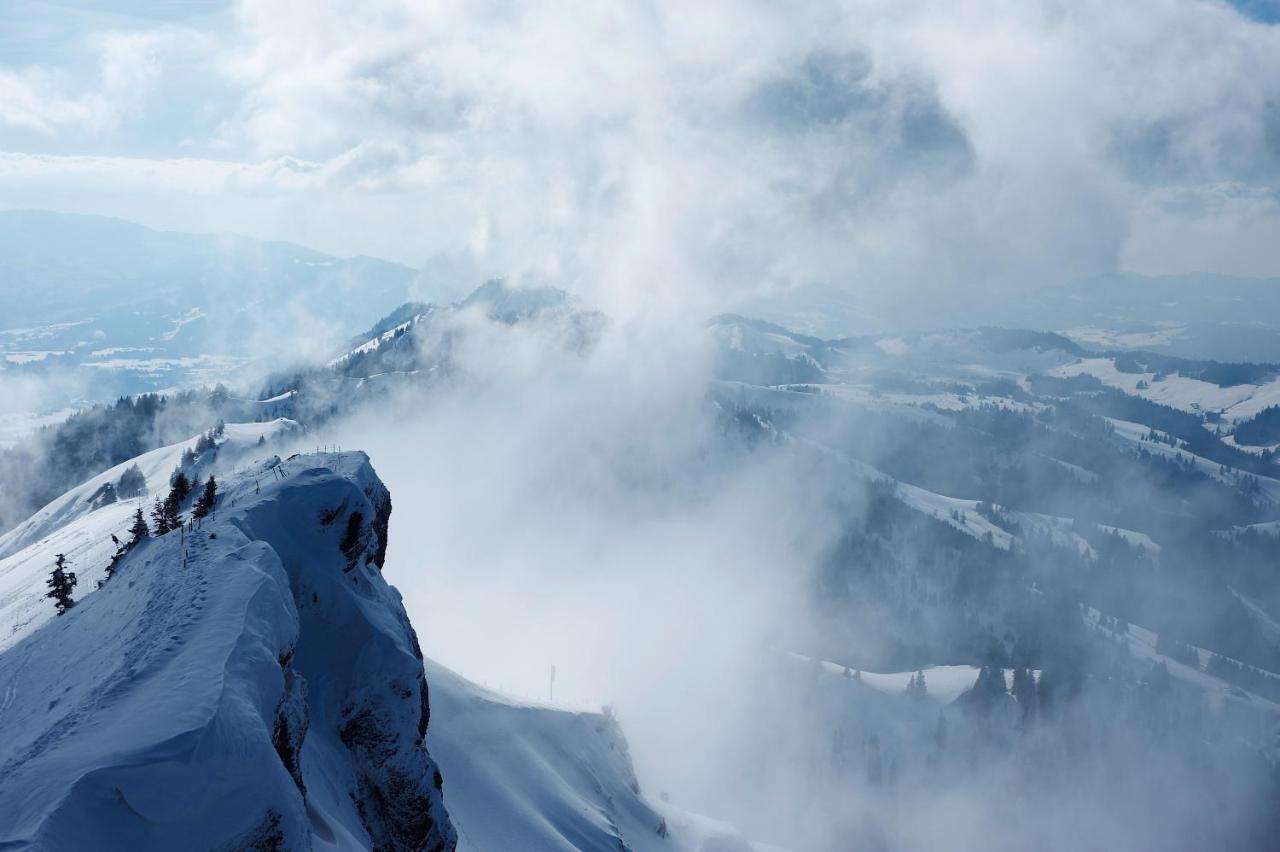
1233 404 1280 446
0 389 236 533
151 471 219 534
193 477 218 520
116 464 147 498
152 471 190 534
101 508 152 587
49 465 218 614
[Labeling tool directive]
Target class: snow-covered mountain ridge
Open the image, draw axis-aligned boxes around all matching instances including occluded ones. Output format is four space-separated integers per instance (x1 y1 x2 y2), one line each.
0 419 300 650
0 439 754 851
0 449 454 850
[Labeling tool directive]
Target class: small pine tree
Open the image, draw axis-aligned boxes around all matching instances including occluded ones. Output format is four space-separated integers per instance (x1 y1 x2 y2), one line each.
103 508 150 588
972 665 1006 704
101 535 128 587
46 554 77 614
152 496 171 535
170 470 192 502
129 507 150 542
162 489 183 531
193 476 218 519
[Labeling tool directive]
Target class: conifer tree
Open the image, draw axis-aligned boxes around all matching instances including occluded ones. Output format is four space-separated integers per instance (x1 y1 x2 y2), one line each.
972 664 1007 705
162 489 183 531
152 496 171 535
170 470 192 503
192 476 218 520
129 507 150 542
101 536 128 587
116 463 147 499
46 554 77 615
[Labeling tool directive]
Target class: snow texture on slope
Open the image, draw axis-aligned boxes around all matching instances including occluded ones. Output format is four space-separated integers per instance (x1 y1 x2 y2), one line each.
0 449 454 851
424 659 764 852
0 419 299 652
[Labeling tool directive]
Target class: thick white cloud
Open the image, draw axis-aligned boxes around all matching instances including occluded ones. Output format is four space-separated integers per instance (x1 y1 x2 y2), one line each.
1 0 1278 315
0 26 211 137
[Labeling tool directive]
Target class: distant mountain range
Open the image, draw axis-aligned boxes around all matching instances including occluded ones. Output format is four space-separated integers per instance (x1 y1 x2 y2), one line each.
736 272 1280 363
0 210 437 405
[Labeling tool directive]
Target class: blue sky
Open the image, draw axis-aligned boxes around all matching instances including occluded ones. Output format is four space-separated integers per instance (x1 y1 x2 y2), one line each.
0 0 1278 312
1230 0 1280 22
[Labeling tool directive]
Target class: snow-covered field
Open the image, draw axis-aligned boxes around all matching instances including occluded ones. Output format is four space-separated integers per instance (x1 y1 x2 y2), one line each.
1063 324 1187 351
1050 357 1280 422
1107 417 1280 503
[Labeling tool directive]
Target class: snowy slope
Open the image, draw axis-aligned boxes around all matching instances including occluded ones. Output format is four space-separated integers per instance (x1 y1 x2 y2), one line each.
1107 416 1280 503
425 660 764 852
1085 609 1280 717
1049 357 1280 421
0 419 298 561
0 450 453 851
0 420 299 652
426 661 669 852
